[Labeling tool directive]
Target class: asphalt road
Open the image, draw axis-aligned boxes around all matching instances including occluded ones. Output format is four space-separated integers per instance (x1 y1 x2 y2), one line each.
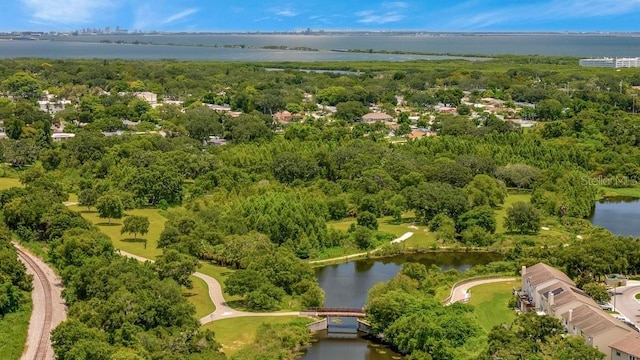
612 281 640 327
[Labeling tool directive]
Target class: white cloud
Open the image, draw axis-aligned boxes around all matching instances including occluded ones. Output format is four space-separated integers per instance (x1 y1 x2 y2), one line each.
448 0 640 29
356 4 406 24
273 8 299 17
385 2 408 9
162 8 199 25
21 0 117 24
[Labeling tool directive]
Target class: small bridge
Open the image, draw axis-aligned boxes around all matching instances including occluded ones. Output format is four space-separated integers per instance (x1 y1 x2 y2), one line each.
301 307 366 318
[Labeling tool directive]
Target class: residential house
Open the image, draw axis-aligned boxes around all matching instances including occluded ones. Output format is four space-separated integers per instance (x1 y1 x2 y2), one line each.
519 263 576 312
538 281 597 316
610 332 640 360
134 91 158 105
206 136 227 146
362 112 393 123
208 104 232 112
560 304 631 356
38 98 71 114
51 133 75 142
407 129 435 140
520 263 633 360
273 111 293 124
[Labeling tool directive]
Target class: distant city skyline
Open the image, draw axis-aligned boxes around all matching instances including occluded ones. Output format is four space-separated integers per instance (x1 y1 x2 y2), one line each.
4 0 640 33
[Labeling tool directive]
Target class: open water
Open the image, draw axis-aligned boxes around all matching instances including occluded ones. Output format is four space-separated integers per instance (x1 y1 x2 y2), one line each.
303 252 502 360
1 34 639 60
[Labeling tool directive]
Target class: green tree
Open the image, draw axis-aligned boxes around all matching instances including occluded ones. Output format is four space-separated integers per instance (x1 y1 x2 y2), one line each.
505 202 541 234
155 249 200 289
4 117 24 140
583 283 610 304
354 226 373 250
327 198 348 221
2 72 41 99
457 206 496 234
78 188 98 211
536 98 563 121
404 182 469 224
120 215 150 239
96 195 123 224
460 225 492 247
465 174 507 208
335 101 369 122
357 211 378 230
400 263 429 284
184 106 223 143
2 139 38 168
429 213 456 243
495 164 541 189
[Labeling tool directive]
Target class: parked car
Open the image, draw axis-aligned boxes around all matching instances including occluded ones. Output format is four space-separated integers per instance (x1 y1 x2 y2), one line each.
600 303 614 311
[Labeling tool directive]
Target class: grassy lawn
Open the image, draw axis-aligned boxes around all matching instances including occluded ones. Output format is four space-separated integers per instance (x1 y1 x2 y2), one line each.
468 281 519 332
600 186 640 198
202 316 307 356
0 300 32 360
0 177 22 190
71 206 165 259
186 275 215 319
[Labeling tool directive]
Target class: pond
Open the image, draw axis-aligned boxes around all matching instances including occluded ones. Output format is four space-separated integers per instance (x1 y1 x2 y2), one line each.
588 196 640 237
301 251 502 360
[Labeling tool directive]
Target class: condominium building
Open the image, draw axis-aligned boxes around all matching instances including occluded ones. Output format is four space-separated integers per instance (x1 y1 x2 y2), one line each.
579 57 640 68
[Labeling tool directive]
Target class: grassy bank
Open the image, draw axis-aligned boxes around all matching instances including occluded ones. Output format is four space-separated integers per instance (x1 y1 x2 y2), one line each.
202 316 304 356
0 299 32 360
599 185 640 199
468 280 519 332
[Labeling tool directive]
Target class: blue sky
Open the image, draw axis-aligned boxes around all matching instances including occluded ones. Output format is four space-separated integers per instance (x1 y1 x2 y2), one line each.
3 0 640 32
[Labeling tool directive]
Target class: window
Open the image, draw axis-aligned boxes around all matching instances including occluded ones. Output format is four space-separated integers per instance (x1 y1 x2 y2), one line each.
630 355 636 360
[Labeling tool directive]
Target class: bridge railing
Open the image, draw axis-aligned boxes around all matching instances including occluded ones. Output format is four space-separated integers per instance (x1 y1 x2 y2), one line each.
302 307 365 313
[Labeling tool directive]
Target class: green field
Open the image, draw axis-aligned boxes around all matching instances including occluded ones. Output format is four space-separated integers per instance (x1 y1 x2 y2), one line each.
468 281 519 332
72 206 165 259
600 186 640 199
0 177 22 190
0 300 32 360
202 316 306 356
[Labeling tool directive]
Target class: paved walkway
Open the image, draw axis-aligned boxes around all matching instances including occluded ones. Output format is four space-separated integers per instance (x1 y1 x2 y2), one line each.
118 250 301 324
446 277 517 305
14 243 67 360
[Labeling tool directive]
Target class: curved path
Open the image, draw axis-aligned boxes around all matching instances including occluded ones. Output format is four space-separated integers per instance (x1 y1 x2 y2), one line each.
118 250 300 324
14 243 67 360
611 281 640 327
446 277 518 305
